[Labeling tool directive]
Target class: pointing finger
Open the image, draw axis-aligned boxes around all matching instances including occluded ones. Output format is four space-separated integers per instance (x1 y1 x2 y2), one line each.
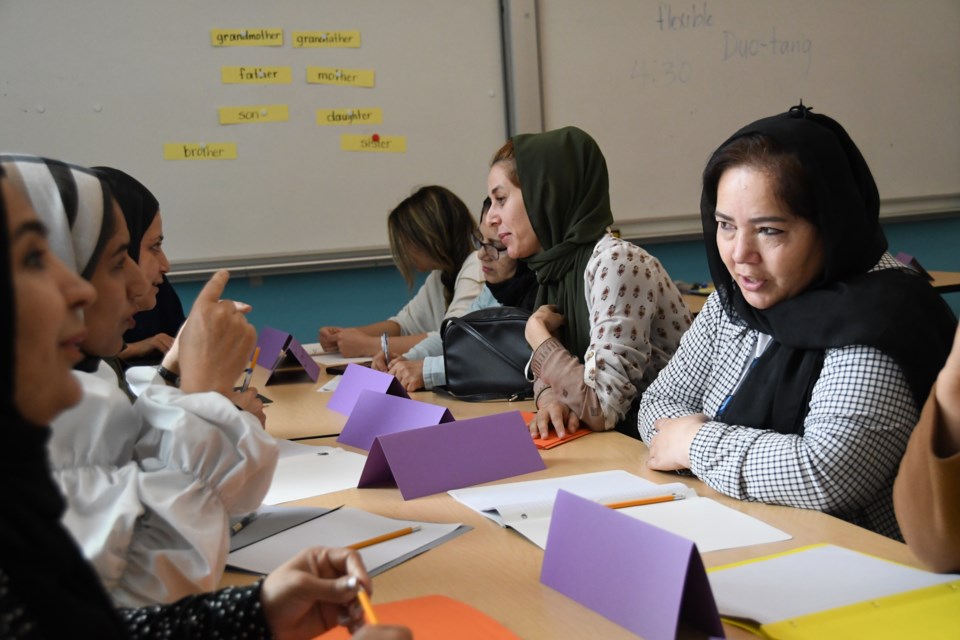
197 270 230 304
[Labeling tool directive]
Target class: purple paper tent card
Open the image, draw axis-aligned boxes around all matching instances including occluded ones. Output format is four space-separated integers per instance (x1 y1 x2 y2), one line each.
256 327 320 385
337 389 453 452
541 491 724 640
358 411 545 500
327 364 409 416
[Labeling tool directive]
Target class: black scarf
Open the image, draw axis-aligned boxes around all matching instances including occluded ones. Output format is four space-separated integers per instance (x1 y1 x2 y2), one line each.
0 167 128 638
485 260 539 311
93 166 159 264
701 105 957 435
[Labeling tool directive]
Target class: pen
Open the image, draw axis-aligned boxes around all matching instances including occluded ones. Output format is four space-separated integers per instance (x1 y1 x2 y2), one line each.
380 332 389 364
240 346 260 392
604 494 685 509
357 586 378 625
230 511 258 536
348 525 421 550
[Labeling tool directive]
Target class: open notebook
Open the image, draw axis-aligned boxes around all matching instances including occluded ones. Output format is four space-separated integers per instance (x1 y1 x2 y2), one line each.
449 469 790 552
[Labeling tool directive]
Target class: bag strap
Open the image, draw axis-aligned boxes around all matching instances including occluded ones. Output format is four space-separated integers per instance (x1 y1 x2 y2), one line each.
446 316 528 374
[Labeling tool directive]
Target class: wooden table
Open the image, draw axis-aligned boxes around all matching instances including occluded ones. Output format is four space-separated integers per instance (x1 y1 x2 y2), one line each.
230 373 921 639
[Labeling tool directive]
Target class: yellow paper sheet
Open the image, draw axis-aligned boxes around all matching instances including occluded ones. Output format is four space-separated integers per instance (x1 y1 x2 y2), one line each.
163 143 237 160
210 28 283 47
340 134 406 153
221 66 292 84
316 108 383 126
292 30 360 48
219 105 289 125
307 67 375 87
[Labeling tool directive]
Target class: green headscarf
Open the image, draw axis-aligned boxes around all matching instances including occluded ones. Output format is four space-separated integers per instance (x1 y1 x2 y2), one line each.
515 126 613 360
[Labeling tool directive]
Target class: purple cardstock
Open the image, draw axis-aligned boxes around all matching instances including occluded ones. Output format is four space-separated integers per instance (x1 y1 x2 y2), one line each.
357 411 545 500
541 491 723 640
327 364 409 416
255 327 320 383
336 390 453 452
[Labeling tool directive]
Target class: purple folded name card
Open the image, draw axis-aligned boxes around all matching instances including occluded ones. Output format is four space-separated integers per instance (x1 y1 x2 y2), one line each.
256 327 320 385
541 491 723 640
358 411 546 500
327 364 409 416
337 390 453 452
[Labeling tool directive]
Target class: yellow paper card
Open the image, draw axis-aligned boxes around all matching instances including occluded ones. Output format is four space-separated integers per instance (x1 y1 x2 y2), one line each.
210 29 283 47
292 31 361 48
221 66 292 84
307 67 375 88
340 134 406 153
163 143 237 160
317 108 383 126
219 105 289 125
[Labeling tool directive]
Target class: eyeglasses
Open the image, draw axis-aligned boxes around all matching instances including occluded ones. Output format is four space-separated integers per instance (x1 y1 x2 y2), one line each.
473 235 508 261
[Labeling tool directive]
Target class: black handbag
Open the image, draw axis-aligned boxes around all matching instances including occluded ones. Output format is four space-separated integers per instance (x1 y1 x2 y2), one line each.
440 306 534 401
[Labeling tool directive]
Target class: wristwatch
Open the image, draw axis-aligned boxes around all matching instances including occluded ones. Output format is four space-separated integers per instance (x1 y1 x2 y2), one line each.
157 365 180 387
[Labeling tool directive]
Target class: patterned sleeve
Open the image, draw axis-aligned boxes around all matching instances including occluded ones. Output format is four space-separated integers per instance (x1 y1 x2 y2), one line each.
689 344 918 528
637 293 723 442
583 241 682 427
120 583 272 639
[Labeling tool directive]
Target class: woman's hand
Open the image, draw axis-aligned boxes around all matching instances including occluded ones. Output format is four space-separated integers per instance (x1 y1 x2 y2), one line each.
318 326 342 352
388 358 425 392
334 329 378 358
370 350 390 372
230 386 266 427
530 389 580 439
646 414 708 471
122 333 175 359
525 305 565 350
260 547 371 640
176 271 256 396
935 323 960 454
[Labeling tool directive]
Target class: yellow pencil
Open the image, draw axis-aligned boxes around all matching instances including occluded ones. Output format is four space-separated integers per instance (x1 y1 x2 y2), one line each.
240 346 260 392
604 494 685 509
348 525 421 550
356 586 378 625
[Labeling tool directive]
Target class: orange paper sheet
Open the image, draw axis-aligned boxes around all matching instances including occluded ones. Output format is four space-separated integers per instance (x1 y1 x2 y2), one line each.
520 411 592 449
317 594 519 639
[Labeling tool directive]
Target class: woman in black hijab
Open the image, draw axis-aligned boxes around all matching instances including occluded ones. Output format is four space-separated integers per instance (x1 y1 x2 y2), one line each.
94 166 184 366
0 165 408 639
638 105 957 540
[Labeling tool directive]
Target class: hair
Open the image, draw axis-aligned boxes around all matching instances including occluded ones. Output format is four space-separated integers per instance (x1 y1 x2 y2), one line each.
490 139 520 187
387 186 477 305
702 133 817 228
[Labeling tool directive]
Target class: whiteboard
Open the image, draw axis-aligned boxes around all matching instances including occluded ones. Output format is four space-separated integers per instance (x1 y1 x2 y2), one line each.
534 0 960 238
0 1 507 269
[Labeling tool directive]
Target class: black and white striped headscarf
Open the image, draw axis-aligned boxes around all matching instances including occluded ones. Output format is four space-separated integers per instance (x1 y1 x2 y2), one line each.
0 154 114 280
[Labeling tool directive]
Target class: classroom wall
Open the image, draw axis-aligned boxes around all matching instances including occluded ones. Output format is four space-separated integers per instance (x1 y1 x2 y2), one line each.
171 215 960 344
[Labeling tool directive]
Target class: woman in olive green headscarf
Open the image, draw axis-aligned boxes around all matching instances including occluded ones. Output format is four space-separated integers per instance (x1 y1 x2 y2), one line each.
486 126 692 439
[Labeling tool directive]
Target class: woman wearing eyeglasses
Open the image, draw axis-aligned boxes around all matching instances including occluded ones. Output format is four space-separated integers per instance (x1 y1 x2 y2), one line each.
376 198 538 391
318 185 483 358
486 127 692 439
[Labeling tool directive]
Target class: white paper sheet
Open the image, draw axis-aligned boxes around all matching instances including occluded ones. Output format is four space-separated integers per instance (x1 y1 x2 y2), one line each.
227 507 465 576
449 470 791 552
708 544 959 624
263 446 366 505
301 343 372 366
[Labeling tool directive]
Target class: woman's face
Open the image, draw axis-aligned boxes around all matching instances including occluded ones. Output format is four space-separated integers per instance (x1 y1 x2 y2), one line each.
138 211 170 300
715 165 824 309
477 215 517 284
6 180 95 425
82 202 152 356
486 162 542 259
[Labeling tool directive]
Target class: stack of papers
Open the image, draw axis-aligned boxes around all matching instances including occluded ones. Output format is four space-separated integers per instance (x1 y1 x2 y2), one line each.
449 470 790 552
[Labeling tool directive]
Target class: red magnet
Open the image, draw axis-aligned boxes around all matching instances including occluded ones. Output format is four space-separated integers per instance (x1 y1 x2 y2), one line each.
372 133 380 142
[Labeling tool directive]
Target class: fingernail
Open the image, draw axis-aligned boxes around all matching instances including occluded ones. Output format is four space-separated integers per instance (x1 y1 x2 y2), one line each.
345 575 358 590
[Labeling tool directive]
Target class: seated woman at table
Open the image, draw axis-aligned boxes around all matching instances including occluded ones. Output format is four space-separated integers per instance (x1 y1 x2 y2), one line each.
375 197 538 391
0 155 277 606
0 161 409 639
486 126 692 438
638 105 957 540
318 185 483 358
894 322 960 571
94 167 183 368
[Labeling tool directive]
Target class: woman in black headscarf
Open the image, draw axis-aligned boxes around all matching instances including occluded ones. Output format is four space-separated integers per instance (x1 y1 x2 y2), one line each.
638 105 957 540
94 166 184 366
486 127 692 438
0 165 408 639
